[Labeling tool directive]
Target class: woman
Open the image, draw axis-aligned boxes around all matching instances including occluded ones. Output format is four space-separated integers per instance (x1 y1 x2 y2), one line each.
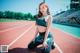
28 2 55 53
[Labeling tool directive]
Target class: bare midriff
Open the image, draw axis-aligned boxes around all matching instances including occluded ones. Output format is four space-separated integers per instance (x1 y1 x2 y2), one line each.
37 25 47 33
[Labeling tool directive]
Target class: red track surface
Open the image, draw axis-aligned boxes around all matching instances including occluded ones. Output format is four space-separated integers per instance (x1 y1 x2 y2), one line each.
0 21 80 53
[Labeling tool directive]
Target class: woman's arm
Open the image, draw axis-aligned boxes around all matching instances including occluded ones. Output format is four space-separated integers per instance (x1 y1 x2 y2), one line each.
44 15 52 42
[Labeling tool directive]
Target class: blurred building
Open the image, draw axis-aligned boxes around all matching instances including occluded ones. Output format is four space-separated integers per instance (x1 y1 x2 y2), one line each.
70 0 80 10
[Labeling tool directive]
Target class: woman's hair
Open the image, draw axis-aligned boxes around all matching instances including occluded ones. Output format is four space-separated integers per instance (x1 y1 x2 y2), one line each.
36 2 50 18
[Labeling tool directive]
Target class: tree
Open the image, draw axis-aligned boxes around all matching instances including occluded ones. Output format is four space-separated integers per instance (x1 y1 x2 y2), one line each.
0 11 3 18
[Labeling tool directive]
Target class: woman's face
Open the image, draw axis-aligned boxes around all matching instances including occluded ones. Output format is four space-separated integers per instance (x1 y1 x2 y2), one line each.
40 3 48 15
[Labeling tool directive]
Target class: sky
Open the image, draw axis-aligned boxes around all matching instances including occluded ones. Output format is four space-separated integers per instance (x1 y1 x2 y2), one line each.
0 0 70 15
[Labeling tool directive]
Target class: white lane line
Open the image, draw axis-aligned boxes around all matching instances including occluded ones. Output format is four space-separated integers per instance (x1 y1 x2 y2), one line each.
54 27 80 39
54 42 63 53
8 25 34 47
0 23 31 32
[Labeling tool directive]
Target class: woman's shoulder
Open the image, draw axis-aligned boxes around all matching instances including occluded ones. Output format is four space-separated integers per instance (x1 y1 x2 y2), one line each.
46 15 52 20
47 15 52 18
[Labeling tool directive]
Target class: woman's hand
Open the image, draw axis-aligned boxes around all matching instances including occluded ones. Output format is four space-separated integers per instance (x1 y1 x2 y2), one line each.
43 41 48 48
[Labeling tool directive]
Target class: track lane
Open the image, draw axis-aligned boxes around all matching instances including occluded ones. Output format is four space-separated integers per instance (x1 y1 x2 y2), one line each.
0 22 34 45
0 21 33 30
51 27 80 53
1 21 80 53
8 25 60 53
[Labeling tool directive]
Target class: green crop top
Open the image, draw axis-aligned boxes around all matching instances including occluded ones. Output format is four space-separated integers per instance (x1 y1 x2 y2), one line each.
36 16 48 27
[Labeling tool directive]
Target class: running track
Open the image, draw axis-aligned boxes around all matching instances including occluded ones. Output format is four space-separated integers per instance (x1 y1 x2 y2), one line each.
0 21 80 53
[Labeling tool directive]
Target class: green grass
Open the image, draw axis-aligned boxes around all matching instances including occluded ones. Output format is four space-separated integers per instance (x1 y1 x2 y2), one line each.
0 18 35 22
0 18 30 22
53 23 80 38
0 19 18 22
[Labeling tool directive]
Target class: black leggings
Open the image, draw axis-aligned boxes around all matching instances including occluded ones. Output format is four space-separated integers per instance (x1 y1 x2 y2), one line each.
28 32 55 53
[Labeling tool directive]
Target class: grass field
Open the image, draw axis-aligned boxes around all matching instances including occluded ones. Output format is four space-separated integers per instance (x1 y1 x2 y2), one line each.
0 19 29 22
0 19 19 22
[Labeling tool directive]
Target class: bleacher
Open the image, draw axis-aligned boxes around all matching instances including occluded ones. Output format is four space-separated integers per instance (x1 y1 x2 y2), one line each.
53 9 78 18
66 10 80 18
53 9 80 27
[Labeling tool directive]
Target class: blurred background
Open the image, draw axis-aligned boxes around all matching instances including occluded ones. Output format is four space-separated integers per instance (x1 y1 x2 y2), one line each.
0 0 80 38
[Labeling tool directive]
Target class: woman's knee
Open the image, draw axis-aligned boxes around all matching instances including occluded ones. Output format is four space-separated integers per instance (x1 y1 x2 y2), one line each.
28 40 43 49
28 41 36 49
